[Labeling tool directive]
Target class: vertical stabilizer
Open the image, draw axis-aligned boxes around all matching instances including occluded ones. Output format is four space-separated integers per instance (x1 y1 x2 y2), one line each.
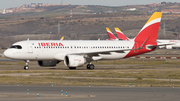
115 27 129 40
124 12 162 58
134 12 162 42
106 28 118 40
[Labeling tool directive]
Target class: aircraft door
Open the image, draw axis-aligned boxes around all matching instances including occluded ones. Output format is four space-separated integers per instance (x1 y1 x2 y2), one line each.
27 42 33 53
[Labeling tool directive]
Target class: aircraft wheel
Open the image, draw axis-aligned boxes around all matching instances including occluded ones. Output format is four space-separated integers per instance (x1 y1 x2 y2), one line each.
86 64 90 69
24 66 29 70
89 64 95 70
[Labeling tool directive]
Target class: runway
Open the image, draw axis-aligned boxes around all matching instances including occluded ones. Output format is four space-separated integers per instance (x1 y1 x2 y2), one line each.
0 86 180 101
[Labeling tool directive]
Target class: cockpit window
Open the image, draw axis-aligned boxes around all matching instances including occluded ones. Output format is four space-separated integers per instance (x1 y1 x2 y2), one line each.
10 45 22 49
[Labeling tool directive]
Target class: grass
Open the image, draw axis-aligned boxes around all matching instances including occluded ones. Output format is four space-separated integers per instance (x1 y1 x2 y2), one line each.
1 53 180 87
0 75 179 87
0 69 180 87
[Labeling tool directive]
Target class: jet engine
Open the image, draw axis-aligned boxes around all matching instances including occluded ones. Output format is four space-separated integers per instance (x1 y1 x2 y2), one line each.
38 60 60 67
166 45 172 49
64 55 87 67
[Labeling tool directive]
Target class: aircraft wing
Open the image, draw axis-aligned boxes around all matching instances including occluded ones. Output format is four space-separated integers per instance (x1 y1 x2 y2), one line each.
70 48 142 57
147 43 175 49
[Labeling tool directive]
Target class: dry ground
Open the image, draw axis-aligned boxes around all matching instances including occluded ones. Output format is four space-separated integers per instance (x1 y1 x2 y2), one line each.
0 49 180 87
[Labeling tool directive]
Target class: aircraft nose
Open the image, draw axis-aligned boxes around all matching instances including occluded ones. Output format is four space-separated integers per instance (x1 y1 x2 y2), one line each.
3 50 12 58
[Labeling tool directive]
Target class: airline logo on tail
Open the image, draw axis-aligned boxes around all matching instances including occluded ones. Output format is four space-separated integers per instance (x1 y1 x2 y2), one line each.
115 27 129 41
125 12 162 58
106 28 118 40
135 12 162 42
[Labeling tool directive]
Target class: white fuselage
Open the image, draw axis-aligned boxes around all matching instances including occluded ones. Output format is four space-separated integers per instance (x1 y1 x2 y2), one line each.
4 40 135 61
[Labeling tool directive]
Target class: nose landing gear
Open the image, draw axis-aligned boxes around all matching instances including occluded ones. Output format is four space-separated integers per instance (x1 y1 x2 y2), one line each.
24 60 29 70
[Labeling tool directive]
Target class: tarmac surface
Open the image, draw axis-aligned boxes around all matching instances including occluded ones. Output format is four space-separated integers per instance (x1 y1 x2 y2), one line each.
0 86 180 101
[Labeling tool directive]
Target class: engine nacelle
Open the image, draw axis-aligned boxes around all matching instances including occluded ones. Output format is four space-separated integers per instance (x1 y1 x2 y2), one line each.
64 55 87 67
166 45 172 49
38 60 60 67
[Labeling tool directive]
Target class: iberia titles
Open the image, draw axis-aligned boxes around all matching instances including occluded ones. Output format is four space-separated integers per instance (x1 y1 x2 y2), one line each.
38 42 64 47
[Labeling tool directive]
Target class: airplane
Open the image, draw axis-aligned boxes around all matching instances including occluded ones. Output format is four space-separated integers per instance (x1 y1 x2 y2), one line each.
157 40 180 49
4 12 167 70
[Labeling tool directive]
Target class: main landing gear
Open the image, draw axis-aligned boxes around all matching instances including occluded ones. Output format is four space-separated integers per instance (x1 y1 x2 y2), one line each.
24 60 29 70
86 63 95 70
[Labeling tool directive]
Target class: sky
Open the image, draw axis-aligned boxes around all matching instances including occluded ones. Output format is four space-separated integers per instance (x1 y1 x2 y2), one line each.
0 0 179 9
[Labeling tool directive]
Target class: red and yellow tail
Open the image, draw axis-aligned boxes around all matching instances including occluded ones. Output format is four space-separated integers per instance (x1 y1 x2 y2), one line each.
106 28 118 40
134 12 162 42
115 27 129 41
125 12 162 58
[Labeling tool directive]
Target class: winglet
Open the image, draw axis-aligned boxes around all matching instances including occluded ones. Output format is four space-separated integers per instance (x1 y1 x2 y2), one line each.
60 36 64 40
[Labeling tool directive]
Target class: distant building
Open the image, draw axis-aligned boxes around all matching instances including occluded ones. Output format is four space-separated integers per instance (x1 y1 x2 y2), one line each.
148 3 163 7
61 4 68 6
1 8 14 14
161 2 167 5
2 9 6 14
6 8 14 12
126 8 136 11
42 4 51 7
31 3 36 8
161 9 180 13
38 3 43 7
51 4 58 6
22 4 29 8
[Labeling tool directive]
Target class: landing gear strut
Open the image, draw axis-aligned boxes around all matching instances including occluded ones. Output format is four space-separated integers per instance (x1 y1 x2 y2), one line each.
86 64 94 70
24 60 29 70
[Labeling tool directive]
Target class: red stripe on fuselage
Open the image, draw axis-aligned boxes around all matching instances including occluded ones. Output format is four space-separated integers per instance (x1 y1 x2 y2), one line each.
124 41 157 58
